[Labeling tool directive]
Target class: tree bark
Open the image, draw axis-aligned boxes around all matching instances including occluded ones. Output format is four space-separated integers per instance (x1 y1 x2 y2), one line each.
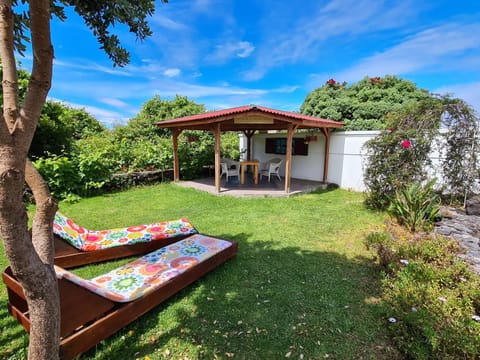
0 1 60 359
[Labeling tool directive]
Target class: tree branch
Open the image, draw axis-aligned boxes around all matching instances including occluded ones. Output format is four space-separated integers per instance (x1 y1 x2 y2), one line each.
0 0 19 131
16 0 53 153
25 160 57 263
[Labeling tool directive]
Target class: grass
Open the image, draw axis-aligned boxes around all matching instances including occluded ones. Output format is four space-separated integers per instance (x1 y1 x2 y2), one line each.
0 183 401 359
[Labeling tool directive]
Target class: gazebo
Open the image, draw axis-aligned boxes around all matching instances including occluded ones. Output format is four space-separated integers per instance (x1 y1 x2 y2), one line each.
155 105 343 194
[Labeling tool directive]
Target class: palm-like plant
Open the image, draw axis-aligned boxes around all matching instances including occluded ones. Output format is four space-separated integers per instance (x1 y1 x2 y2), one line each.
388 180 440 232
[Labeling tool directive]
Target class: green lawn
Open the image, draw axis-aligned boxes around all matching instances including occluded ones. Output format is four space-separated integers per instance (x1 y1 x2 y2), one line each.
0 183 401 359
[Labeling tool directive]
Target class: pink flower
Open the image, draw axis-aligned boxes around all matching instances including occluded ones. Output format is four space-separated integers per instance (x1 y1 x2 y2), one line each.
401 140 411 148
326 78 337 85
388 127 394 133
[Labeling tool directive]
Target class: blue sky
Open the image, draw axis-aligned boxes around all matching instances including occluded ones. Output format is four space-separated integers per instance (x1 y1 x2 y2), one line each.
22 0 480 127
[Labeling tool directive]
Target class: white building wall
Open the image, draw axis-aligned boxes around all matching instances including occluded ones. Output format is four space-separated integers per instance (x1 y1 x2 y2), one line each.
245 131 381 191
328 131 380 191
248 133 326 180
243 130 450 192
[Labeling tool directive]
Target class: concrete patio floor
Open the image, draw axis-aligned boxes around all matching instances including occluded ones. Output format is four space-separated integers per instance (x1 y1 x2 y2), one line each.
175 176 329 197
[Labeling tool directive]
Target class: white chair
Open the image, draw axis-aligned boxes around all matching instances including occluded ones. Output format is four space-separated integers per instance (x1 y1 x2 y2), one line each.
220 162 240 182
260 158 283 182
221 158 240 170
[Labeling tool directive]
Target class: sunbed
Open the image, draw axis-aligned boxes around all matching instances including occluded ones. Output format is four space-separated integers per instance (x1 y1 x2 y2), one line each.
3 233 238 359
53 212 198 268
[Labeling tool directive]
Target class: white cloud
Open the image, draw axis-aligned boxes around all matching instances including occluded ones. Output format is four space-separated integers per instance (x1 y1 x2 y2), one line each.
53 59 132 77
150 80 267 98
98 98 131 109
48 97 131 127
243 0 420 80
236 42 255 58
80 105 131 128
334 23 480 82
163 68 181 77
241 68 266 82
192 0 213 13
207 41 255 64
271 86 299 94
50 72 295 105
152 14 188 31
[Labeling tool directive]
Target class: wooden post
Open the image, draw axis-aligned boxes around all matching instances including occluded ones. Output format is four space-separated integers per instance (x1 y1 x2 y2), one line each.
284 125 297 193
172 129 182 182
321 128 330 183
214 124 221 193
243 130 256 161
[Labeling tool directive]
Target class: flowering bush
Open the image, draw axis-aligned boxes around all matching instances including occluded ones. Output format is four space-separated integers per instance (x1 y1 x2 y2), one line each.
324 78 346 89
363 99 442 210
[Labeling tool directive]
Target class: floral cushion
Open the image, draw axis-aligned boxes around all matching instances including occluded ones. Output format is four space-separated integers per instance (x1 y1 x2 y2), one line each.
53 212 198 251
55 234 233 302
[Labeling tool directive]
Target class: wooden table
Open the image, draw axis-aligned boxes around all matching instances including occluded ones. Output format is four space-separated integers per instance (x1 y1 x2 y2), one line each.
240 160 259 185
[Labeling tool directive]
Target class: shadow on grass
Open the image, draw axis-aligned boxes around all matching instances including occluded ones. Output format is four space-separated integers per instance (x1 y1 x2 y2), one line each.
0 303 29 359
1 233 399 359
309 182 340 195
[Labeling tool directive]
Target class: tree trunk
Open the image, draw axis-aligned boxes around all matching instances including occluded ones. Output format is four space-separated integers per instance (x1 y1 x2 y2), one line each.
0 1 60 359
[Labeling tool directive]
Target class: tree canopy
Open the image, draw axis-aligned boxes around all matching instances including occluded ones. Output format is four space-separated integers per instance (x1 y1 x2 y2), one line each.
300 75 432 130
117 94 206 140
30 100 105 158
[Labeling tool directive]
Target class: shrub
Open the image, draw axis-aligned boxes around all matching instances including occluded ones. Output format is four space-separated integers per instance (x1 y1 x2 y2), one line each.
363 230 397 269
440 98 480 205
72 134 117 195
363 99 442 210
365 225 480 359
363 95 480 211
127 138 172 172
388 180 440 232
178 131 215 179
33 155 81 200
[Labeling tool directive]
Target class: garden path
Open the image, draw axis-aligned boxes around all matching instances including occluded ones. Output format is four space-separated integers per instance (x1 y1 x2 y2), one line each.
435 207 480 274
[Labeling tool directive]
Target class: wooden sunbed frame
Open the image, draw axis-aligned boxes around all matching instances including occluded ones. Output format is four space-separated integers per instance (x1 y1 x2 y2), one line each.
3 237 238 359
54 233 192 268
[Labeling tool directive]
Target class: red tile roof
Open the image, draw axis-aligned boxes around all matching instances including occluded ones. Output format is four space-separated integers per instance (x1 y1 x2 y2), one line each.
155 105 343 129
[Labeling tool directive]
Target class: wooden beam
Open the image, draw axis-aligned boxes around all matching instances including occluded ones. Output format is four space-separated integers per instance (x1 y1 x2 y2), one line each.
284 125 297 193
242 130 256 160
172 129 182 182
321 128 331 183
213 124 221 193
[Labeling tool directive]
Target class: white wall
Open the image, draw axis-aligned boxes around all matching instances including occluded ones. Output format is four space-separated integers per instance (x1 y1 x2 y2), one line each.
328 131 380 191
243 130 457 192
244 131 380 191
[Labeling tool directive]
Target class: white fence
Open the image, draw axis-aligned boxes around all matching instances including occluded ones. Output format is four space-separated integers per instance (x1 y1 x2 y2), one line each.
241 130 447 192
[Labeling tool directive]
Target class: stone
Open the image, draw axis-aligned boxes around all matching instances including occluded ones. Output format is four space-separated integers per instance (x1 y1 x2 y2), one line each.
434 206 480 274
466 195 480 215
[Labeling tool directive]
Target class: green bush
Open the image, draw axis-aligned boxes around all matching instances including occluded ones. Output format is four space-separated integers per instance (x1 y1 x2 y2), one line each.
365 225 480 359
388 180 440 232
129 138 170 171
178 131 215 179
33 155 81 200
364 230 397 269
300 75 432 130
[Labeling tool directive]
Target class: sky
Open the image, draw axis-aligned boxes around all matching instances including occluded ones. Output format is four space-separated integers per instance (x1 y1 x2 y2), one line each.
20 0 480 127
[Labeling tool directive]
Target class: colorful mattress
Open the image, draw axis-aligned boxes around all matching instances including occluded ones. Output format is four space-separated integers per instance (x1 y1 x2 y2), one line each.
53 212 198 251
55 234 233 302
